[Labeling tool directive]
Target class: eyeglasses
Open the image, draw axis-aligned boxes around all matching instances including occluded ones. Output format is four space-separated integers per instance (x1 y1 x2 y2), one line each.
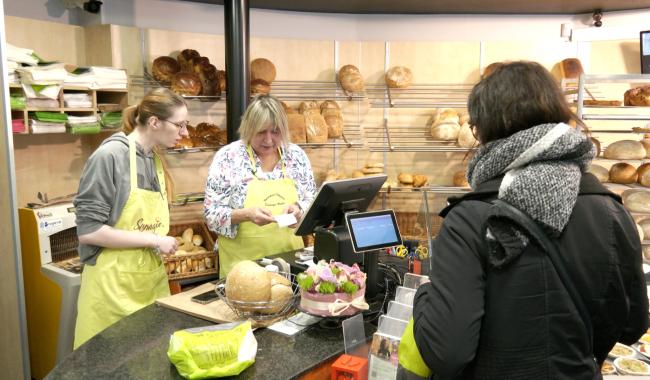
163 119 189 130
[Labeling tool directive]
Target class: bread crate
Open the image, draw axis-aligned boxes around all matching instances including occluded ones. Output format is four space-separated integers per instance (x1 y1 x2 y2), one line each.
164 221 218 280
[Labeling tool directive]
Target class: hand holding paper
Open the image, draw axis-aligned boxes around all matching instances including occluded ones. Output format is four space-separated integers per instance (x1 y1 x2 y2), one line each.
274 213 298 228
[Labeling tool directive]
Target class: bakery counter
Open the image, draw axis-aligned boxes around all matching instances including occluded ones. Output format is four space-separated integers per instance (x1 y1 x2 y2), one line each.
45 303 376 380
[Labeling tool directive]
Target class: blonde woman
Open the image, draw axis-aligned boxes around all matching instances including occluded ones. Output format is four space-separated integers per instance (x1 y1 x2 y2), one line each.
73 88 188 348
204 94 316 277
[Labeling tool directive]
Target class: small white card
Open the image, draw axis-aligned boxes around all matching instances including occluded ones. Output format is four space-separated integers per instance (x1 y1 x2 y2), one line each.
274 213 297 227
268 312 322 336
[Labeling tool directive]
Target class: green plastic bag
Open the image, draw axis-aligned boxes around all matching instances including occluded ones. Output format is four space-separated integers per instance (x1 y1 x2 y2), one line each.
167 321 257 379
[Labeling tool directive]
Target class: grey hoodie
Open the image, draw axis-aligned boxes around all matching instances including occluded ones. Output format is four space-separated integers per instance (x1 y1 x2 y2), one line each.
74 132 162 264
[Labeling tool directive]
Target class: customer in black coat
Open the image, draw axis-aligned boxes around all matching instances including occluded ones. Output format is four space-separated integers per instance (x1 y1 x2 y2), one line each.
399 61 648 379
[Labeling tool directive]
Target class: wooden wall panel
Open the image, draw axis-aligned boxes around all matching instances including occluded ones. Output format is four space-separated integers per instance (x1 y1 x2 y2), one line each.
588 39 641 74
251 37 335 81
483 40 578 79
145 28 226 71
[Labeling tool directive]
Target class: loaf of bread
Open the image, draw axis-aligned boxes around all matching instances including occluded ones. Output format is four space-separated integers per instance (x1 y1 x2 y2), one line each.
280 101 296 114
624 85 650 106
338 64 364 93
216 70 227 92
305 114 328 143
193 57 220 97
609 162 638 184
299 100 320 116
591 137 601 157
322 112 344 139
177 49 200 72
640 139 650 158
398 173 413 186
457 122 478 148
250 79 271 95
583 99 622 106
560 58 584 79
195 122 222 146
638 163 650 187
430 108 461 141
261 272 293 314
588 164 609 183
174 136 194 149
320 100 340 111
152 56 180 84
623 189 650 213
225 260 271 311
639 218 650 240
385 66 413 88
603 140 646 160
251 58 276 83
287 114 306 144
171 72 201 96
413 174 428 188
482 62 504 79
458 113 470 126
453 171 470 187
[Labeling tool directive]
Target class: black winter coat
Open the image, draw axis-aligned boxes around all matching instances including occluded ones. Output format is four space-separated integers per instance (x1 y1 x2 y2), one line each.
412 174 648 380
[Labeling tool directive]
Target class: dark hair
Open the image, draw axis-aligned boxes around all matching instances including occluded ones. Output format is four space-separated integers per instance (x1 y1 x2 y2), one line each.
468 61 583 144
122 87 186 134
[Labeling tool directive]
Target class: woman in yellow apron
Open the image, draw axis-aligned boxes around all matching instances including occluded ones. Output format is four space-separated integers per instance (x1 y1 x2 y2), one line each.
73 88 188 348
204 94 317 277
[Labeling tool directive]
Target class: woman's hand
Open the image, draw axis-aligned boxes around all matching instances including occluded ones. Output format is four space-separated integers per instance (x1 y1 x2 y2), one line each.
247 207 275 226
151 234 178 255
283 203 303 228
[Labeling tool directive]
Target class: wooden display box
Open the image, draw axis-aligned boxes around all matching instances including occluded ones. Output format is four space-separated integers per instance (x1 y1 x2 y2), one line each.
164 221 218 280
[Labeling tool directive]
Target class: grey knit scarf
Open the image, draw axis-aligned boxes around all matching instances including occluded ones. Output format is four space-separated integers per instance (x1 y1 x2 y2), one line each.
467 123 595 268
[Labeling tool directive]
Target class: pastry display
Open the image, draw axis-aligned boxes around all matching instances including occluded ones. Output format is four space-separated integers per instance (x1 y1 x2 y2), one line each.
337 64 364 93
171 72 202 96
297 260 367 317
603 140 646 160
250 58 277 83
624 85 650 106
193 57 220 97
385 66 413 88
152 56 180 84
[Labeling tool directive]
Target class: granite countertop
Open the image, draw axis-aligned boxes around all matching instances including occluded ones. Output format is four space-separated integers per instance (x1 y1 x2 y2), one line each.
46 304 375 379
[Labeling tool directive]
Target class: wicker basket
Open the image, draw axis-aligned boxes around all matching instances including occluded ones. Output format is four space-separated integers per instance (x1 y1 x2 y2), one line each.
163 221 218 280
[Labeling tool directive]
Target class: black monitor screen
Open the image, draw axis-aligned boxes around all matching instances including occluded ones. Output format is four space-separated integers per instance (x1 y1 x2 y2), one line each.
346 210 402 253
642 30 650 74
295 174 387 236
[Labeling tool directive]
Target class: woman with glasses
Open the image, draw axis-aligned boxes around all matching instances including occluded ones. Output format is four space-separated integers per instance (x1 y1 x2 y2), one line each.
204 94 316 277
73 87 188 348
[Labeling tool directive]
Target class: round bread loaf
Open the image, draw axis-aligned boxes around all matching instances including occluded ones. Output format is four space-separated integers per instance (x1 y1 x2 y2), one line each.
610 162 638 184
287 114 306 144
322 113 343 138
588 164 609 183
251 58 276 83
603 140 646 160
152 56 180 84
261 283 293 314
225 260 271 310
299 100 320 115
457 122 478 148
338 64 360 77
339 71 364 93
251 79 271 95
637 223 645 241
638 163 650 187
413 174 428 188
453 171 470 187
431 123 460 141
639 218 650 240
591 137 601 157
458 113 470 126
640 139 650 158
305 113 328 143
385 66 413 88
624 85 650 106
171 72 201 96
623 189 650 213
320 100 340 111
432 108 460 126
398 173 413 185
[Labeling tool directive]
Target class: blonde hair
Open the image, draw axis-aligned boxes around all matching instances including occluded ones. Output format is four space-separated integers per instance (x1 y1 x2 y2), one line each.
238 94 289 146
122 87 186 134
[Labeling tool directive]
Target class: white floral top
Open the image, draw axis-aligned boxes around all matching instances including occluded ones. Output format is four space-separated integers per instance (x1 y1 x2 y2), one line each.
204 140 316 238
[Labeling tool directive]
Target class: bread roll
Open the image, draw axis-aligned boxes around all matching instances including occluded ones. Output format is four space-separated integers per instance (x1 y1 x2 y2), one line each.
603 140 646 160
638 163 650 187
453 171 470 187
171 72 201 96
623 189 650 213
591 137 601 157
362 166 383 175
624 85 650 106
430 108 460 141
250 79 271 95
482 62 504 79
225 260 271 310
398 173 413 185
338 65 364 93
177 49 200 72
385 66 413 88
287 114 306 144
305 113 328 143
457 122 478 148
268 272 291 287
250 58 276 83
152 56 180 84
588 164 609 183
413 174 428 188
609 162 638 184
640 139 650 158
560 58 584 79
338 64 360 77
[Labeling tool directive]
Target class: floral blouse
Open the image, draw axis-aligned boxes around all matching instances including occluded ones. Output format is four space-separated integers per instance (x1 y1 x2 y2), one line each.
204 140 316 239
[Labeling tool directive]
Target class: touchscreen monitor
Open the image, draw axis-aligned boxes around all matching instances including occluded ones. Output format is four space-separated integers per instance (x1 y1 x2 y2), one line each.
345 210 402 253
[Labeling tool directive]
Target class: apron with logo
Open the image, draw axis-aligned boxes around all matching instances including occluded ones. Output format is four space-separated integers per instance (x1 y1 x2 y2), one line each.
217 145 304 277
74 134 170 348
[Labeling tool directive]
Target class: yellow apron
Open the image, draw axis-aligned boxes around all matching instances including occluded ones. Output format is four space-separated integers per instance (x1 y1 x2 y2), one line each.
74 134 171 348
217 145 304 277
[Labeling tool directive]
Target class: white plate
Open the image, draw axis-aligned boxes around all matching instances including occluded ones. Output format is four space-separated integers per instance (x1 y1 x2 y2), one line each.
609 343 637 359
613 357 650 376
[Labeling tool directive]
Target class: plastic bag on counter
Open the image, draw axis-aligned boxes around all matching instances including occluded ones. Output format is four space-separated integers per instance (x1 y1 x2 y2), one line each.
167 321 257 379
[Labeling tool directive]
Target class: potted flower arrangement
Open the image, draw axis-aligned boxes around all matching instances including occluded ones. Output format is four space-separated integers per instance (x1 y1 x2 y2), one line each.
297 260 368 317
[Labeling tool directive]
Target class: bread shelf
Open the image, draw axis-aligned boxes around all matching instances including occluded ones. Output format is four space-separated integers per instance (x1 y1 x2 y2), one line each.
380 185 470 194
365 119 477 152
164 146 222 154
366 83 473 109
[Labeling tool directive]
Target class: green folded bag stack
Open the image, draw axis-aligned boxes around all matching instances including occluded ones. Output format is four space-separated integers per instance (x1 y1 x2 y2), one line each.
34 111 68 123
10 95 25 110
68 123 102 135
100 112 122 129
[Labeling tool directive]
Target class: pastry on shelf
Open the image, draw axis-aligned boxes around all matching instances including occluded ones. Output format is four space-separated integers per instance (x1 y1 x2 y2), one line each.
216 70 227 93
361 163 384 175
193 57 220 98
299 100 320 116
177 49 201 73
412 174 428 188
603 140 646 160
397 173 414 187
641 138 650 158
583 99 622 106
622 189 650 213
281 101 297 114
250 58 277 84
174 136 194 149
624 85 650 106
337 64 364 93
152 56 180 84
171 72 202 96
385 66 413 89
